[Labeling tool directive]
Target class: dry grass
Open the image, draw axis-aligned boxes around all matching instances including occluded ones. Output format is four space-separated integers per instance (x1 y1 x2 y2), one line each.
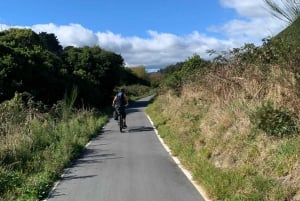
148 62 300 200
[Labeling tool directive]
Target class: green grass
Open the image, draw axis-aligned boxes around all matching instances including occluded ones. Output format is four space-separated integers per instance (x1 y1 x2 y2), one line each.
276 17 300 47
146 96 295 201
0 93 108 200
144 17 300 200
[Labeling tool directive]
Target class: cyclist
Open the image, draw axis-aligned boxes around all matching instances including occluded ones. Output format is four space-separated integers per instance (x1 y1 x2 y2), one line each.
112 88 128 128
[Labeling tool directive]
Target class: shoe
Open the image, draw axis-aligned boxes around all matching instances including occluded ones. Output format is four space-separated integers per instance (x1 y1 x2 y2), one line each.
123 124 127 128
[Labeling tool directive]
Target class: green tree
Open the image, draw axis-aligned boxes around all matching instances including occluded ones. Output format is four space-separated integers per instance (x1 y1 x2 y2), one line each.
181 54 210 76
0 29 65 104
0 28 40 48
159 62 184 75
0 28 146 108
38 32 63 55
129 65 149 81
62 46 125 107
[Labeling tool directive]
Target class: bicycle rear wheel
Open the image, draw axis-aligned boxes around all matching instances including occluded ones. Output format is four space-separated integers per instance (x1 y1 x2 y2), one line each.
119 114 123 132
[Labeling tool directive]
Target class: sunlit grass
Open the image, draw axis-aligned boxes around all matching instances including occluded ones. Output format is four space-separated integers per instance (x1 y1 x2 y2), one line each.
146 62 300 200
0 93 107 200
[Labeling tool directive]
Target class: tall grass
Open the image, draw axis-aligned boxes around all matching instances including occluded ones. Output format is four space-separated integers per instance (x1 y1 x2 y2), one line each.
0 92 107 200
147 52 300 200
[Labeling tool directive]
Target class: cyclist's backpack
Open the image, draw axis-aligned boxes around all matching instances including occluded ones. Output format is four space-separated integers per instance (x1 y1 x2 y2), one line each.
115 92 125 107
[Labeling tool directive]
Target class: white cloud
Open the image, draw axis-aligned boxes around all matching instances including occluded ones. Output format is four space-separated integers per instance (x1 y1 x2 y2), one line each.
220 0 268 17
96 30 236 68
217 0 287 42
0 0 289 69
208 17 283 43
32 23 98 47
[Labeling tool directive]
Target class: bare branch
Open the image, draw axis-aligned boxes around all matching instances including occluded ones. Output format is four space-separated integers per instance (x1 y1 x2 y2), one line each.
264 0 300 24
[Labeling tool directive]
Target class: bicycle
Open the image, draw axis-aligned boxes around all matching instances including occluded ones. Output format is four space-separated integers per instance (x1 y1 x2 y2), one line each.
114 106 125 132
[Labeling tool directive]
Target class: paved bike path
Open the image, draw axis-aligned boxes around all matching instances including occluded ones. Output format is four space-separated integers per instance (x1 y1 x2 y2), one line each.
46 96 206 201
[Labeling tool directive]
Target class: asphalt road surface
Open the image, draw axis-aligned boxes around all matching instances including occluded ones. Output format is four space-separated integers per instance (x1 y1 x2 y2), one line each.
46 96 206 201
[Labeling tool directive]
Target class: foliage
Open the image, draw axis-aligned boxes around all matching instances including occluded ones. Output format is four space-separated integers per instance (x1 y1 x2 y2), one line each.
181 54 210 76
116 84 153 100
251 101 298 137
0 28 41 48
61 45 125 107
208 37 294 69
276 16 300 45
148 71 163 88
146 97 294 201
0 29 66 105
118 67 150 86
159 62 184 74
38 32 63 55
0 169 22 196
0 28 150 108
129 65 149 81
62 87 78 121
146 14 300 201
158 54 210 94
0 93 107 200
0 28 154 201
161 71 182 95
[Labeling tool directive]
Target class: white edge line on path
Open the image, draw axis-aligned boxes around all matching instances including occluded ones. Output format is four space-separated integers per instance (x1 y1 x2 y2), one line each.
146 114 212 201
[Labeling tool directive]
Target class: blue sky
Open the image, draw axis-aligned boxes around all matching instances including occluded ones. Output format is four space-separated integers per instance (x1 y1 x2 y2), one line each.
0 0 287 70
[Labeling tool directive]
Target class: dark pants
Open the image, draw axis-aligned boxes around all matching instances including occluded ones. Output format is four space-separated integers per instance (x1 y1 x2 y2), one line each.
116 106 126 119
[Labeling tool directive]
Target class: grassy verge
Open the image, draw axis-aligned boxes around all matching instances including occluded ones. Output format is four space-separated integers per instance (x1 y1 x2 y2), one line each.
146 92 298 201
0 93 108 201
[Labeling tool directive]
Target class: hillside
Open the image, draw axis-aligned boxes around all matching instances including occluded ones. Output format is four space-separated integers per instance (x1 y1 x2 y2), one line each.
276 17 300 46
147 18 300 200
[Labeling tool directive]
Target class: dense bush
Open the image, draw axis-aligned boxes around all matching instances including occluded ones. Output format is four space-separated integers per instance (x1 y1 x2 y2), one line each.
158 54 211 95
162 71 182 94
251 101 298 137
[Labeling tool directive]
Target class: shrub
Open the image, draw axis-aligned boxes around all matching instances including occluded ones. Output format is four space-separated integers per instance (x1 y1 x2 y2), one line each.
0 169 22 195
251 101 298 137
122 84 152 98
162 71 182 95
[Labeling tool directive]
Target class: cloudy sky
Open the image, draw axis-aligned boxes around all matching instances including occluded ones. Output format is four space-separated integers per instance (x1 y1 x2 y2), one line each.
0 0 288 71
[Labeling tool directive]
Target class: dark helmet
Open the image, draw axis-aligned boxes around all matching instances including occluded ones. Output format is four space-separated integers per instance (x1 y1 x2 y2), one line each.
120 88 125 93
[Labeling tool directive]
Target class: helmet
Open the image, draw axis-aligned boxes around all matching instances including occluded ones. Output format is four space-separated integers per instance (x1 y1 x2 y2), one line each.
120 88 125 93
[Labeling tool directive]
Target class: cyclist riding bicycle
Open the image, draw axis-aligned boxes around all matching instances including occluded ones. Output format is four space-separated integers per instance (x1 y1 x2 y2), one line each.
112 88 128 128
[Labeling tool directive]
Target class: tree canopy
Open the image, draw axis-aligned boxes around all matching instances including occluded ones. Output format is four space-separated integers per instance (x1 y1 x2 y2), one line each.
0 28 147 108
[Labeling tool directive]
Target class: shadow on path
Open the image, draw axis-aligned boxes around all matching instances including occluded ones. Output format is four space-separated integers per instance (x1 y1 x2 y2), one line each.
130 100 150 108
128 126 154 133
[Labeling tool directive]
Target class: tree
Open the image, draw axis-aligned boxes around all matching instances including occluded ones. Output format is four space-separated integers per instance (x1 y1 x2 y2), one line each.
0 28 146 108
0 28 41 48
0 29 66 104
159 62 184 75
181 54 209 75
38 32 63 55
129 65 148 81
62 45 125 107
264 0 300 24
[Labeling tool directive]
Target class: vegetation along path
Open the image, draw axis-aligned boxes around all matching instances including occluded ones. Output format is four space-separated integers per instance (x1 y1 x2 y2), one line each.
46 96 206 201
